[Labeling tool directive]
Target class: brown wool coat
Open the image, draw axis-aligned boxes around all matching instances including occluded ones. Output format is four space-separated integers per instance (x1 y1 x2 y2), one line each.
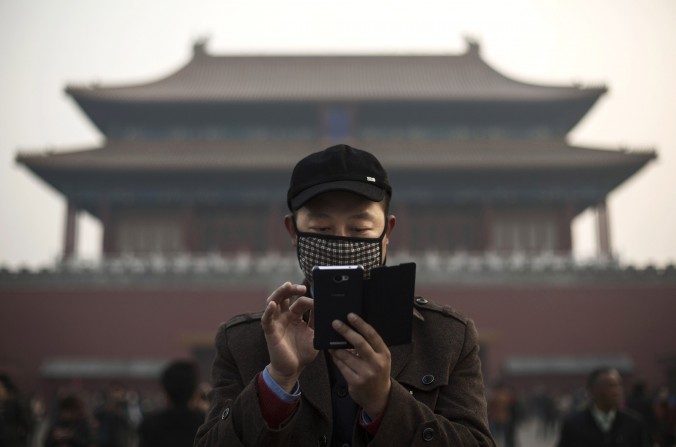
194 298 495 446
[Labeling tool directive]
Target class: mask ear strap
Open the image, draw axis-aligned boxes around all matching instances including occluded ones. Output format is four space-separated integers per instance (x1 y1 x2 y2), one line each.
381 232 387 266
379 213 388 265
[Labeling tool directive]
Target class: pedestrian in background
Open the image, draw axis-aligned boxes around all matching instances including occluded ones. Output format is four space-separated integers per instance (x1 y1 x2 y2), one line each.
557 367 650 447
0 372 33 447
138 360 205 447
44 394 95 447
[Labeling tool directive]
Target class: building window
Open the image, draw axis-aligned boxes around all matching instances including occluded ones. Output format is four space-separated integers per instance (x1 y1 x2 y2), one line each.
195 209 265 253
409 212 480 253
117 214 184 255
492 217 557 254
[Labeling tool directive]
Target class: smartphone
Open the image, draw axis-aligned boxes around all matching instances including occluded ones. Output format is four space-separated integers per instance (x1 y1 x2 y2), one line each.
312 265 364 350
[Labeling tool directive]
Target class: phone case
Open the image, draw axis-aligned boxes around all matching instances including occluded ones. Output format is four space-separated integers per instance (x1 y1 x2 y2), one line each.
363 262 416 346
312 266 364 349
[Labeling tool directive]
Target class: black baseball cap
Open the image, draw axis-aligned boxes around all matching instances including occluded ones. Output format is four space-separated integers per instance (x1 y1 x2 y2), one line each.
287 144 392 211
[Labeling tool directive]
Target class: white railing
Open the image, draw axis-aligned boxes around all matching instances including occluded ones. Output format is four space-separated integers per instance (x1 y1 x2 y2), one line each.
3 251 672 279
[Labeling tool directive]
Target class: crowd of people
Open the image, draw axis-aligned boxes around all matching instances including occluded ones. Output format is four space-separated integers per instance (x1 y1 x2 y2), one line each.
486 372 676 447
2 365 676 446
0 361 209 447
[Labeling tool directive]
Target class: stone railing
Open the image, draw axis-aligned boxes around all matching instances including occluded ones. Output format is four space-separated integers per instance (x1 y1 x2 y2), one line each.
1 252 674 287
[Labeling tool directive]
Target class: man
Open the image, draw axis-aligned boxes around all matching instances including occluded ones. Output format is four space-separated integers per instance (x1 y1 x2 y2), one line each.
140 360 205 447
194 144 494 446
95 384 134 447
0 373 33 447
557 367 651 447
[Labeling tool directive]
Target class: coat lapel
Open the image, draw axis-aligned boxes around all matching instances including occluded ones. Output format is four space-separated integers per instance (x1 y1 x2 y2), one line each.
299 351 332 422
584 408 605 440
390 309 421 378
390 342 413 378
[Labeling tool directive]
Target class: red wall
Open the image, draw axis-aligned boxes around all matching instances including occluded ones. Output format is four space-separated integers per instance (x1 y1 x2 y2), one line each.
419 282 676 388
1 281 675 394
0 285 268 392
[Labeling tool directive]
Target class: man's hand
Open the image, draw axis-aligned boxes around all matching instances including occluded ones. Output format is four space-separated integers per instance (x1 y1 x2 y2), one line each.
329 313 392 418
261 282 318 392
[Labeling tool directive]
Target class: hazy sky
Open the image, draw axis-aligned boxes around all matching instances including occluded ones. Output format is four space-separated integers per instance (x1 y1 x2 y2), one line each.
1 0 674 268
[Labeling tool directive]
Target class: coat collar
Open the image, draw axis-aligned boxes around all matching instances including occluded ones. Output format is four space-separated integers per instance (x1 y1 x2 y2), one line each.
584 405 625 436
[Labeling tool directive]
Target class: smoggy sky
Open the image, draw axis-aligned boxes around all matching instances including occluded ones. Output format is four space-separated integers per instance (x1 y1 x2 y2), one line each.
1 0 674 268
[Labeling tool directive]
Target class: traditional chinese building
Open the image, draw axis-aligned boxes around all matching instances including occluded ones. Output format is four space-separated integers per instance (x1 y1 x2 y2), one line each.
3 40 675 395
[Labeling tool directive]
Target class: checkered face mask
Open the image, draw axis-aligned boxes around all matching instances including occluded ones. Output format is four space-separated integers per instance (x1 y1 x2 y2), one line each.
296 231 385 285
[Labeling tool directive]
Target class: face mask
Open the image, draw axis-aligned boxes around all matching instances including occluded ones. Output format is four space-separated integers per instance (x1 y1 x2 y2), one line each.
296 228 385 285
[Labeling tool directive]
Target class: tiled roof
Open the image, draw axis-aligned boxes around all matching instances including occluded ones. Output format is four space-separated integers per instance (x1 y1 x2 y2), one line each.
65 41 605 103
17 138 654 172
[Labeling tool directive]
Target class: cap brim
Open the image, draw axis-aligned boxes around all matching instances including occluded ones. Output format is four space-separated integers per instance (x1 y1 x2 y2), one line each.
290 180 386 211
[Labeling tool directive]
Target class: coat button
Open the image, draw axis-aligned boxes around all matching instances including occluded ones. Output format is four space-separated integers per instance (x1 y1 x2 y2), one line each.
422 427 435 441
221 407 230 419
422 374 435 385
336 385 348 398
318 434 328 446
415 297 428 305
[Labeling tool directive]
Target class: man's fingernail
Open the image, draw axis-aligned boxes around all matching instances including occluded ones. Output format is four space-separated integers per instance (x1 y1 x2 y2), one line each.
332 320 342 329
348 313 357 321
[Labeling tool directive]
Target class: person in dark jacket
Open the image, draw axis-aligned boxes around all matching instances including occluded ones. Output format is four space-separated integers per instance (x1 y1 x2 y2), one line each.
0 373 33 447
139 360 205 447
95 384 134 447
557 367 651 447
626 381 656 440
44 394 95 447
194 145 494 446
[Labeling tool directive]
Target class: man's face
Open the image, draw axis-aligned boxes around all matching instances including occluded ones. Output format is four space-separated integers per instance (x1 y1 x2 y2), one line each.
285 190 395 261
591 369 623 411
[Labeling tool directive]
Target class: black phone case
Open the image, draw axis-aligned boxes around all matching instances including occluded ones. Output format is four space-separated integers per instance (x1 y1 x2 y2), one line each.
312 263 416 350
312 267 363 350
363 262 416 346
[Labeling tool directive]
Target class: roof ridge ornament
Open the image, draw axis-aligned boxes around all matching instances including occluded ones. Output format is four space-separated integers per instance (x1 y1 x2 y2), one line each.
463 36 481 56
192 36 210 58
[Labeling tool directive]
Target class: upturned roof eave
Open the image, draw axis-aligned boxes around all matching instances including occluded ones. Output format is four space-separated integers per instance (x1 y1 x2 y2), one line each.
63 41 607 105
65 85 606 105
15 144 656 174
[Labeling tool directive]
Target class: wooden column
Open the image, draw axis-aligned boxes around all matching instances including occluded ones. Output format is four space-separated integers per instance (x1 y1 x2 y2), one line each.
266 204 280 252
183 205 197 253
479 203 494 253
596 199 612 258
63 201 78 260
392 202 410 252
100 199 115 255
557 201 574 254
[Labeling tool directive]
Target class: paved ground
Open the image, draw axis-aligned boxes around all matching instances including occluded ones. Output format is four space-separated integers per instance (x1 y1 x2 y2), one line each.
494 418 559 447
